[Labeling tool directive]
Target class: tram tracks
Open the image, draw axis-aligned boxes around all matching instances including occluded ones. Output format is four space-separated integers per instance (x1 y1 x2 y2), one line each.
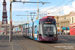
14 36 44 50
14 35 75 50
41 42 66 50
20 37 75 50
25 39 44 50
25 38 67 50
15 36 59 50
29 41 57 50
30 41 59 50
14 36 27 50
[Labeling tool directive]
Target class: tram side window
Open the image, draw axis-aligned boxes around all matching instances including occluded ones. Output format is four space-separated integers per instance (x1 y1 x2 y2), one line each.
37 25 39 34
35 26 37 33
39 24 42 34
29 27 31 33
31 27 32 33
29 27 30 33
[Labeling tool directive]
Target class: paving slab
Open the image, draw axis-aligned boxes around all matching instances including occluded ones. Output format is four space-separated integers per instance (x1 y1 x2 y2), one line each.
0 35 24 50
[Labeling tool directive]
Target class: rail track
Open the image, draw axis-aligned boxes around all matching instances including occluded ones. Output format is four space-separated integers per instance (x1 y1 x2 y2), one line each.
13 35 75 50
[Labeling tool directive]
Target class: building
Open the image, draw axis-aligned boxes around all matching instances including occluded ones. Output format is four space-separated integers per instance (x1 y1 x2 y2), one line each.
0 21 2 25
55 11 75 28
69 12 75 24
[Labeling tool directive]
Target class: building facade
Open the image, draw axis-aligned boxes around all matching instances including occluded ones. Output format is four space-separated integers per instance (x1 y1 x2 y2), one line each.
0 21 2 25
55 12 75 28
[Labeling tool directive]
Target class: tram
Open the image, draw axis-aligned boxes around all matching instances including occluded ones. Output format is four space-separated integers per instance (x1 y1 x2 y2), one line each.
22 16 58 41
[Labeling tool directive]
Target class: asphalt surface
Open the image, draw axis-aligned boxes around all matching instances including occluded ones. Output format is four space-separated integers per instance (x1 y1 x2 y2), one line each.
0 34 75 50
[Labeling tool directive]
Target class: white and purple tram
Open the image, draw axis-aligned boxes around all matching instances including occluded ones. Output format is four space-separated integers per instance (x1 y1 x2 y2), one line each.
22 16 58 41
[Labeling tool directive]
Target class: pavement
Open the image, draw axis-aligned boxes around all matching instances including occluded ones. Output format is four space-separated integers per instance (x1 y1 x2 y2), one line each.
0 34 75 50
0 34 24 50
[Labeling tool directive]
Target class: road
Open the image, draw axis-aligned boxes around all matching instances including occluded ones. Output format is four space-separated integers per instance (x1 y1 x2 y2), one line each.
0 34 75 50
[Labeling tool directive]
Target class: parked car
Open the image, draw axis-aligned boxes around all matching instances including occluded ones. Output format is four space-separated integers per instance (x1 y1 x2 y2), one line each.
63 30 70 35
57 32 63 35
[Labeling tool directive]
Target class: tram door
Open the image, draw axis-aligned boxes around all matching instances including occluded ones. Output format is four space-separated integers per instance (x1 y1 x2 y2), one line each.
34 26 37 40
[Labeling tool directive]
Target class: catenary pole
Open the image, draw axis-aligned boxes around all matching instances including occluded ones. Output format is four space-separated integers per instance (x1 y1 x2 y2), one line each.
9 0 12 42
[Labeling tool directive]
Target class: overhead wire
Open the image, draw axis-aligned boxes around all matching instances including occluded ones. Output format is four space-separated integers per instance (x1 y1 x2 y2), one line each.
38 0 50 18
17 3 25 25
50 0 74 13
39 0 65 14
18 3 25 15
51 0 73 13
39 0 49 8
41 0 74 14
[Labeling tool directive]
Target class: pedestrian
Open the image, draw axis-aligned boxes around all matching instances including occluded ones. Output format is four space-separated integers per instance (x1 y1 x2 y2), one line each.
3 32 4 35
46 28 51 34
62 30 64 35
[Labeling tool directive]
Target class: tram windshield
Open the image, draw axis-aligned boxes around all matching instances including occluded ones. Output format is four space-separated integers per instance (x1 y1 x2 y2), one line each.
43 24 56 36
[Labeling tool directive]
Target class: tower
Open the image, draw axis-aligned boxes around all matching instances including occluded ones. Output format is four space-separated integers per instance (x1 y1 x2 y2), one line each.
2 0 8 24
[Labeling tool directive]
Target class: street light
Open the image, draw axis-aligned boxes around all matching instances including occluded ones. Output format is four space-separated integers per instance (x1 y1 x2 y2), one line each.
9 0 23 42
59 16 61 35
9 0 12 42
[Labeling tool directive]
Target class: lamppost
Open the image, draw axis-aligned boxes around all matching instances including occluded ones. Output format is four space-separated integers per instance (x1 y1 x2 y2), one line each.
9 0 24 42
59 16 61 35
30 12 36 39
9 0 12 42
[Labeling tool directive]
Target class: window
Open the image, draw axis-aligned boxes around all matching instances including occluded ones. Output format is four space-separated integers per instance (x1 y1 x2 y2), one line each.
35 26 37 33
64 17 66 19
73 17 75 23
43 24 56 35
39 24 43 34
72 17 73 23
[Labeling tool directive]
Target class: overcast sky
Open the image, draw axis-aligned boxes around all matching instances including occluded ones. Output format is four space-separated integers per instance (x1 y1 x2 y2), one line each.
0 0 75 25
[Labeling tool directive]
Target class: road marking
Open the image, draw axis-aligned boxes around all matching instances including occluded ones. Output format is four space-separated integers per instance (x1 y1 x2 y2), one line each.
59 39 67 41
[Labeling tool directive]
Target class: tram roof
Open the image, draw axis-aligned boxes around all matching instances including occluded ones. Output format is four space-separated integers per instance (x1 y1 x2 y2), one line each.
42 16 55 19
